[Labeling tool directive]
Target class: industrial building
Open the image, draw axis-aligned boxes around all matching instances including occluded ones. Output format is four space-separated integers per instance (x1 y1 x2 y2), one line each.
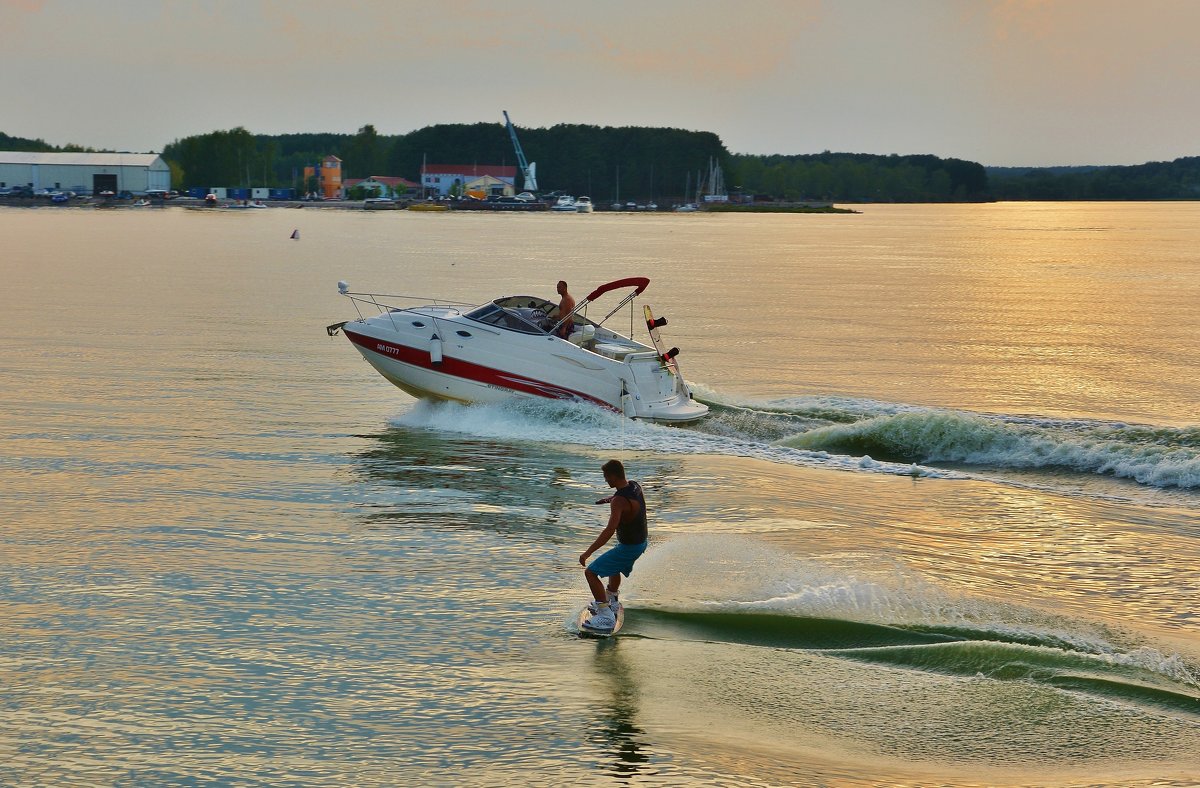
0 151 171 195
421 164 516 197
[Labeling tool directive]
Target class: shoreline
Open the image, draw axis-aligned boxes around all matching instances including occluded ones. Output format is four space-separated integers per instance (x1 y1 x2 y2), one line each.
0 198 861 213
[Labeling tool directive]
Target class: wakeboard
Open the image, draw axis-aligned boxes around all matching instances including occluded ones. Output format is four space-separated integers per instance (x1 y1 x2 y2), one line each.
577 603 624 638
643 304 681 378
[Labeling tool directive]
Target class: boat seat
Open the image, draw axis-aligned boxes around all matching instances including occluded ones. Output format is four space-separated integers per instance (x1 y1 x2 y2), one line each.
592 342 639 360
568 324 595 346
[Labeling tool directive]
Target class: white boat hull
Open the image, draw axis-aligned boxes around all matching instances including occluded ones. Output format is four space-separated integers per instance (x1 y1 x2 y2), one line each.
339 307 707 423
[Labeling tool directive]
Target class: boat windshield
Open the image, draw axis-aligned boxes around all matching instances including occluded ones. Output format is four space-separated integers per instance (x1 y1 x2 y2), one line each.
463 302 547 335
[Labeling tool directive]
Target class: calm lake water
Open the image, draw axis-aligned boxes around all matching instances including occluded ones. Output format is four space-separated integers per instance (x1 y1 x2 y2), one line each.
2 203 1198 786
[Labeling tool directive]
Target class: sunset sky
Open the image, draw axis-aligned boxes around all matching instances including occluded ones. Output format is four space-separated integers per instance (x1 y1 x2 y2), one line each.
2 0 1197 166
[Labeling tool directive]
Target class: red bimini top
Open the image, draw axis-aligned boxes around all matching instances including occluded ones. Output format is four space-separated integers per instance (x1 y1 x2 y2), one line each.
584 277 650 303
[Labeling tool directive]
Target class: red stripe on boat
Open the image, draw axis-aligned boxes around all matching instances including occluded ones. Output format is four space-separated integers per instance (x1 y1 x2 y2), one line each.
343 328 616 411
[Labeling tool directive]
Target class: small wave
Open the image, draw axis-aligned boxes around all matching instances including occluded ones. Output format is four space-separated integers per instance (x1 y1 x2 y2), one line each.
388 391 1199 493
780 409 1200 489
627 610 1200 717
634 536 1128 652
690 384 920 424
390 398 960 482
626 536 1200 716
632 609 960 650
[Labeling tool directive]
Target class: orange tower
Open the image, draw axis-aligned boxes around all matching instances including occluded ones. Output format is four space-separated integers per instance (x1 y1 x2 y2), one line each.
304 155 343 199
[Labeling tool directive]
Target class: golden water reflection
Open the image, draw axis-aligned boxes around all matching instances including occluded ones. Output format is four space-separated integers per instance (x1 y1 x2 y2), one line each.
2 205 1198 785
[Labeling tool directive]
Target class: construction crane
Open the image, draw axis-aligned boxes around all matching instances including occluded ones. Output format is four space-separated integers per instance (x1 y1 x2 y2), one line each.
503 110 537 193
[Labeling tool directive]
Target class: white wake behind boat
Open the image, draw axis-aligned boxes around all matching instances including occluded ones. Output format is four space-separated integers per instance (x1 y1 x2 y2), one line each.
327 277 708 423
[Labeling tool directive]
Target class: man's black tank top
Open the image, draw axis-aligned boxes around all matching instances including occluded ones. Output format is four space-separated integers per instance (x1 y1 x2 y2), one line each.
614 481 647 544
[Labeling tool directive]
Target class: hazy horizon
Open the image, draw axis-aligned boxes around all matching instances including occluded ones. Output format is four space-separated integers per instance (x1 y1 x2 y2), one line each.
3 0 1198 168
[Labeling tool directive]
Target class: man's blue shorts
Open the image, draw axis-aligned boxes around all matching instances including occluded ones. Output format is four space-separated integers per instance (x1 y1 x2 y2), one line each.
587 540 648 578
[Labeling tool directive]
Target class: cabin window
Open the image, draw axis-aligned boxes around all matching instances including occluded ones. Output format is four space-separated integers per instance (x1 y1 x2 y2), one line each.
464 302 543 334
464 303 501 322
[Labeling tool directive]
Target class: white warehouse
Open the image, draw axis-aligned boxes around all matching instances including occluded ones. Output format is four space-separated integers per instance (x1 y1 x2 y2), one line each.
0 151 171 194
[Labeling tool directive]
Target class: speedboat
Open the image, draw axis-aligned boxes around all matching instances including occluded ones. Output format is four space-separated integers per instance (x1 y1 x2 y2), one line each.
575 196 594 213
551 195 578 212
327 277 708 423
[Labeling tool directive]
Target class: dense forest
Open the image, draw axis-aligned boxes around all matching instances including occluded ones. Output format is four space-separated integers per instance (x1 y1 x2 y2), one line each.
162 123 737 204
161 124 989 202
988 157 1200 200
0 131 97 153
734 152 989 201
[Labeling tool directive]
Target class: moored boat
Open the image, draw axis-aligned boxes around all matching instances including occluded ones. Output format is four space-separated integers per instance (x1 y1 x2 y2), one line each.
453 195 549 212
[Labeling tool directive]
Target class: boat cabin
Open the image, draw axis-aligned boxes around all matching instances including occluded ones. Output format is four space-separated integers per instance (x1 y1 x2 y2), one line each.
464 296 652 361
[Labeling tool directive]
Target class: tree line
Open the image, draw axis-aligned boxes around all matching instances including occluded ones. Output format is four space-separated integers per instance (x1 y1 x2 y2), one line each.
162 124 992 203
8 126 1199 202
162 123 738 203
0 131 98 153
988 157 1200 200
734 152 989 202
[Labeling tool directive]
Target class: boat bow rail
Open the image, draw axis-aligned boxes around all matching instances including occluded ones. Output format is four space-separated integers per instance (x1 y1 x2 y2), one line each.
326 281 474 336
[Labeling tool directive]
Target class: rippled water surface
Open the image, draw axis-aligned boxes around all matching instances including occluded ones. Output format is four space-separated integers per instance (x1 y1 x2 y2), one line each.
2 204 1199 786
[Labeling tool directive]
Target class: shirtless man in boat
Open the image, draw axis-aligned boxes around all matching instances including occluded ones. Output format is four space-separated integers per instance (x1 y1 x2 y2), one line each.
554 280 575 338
